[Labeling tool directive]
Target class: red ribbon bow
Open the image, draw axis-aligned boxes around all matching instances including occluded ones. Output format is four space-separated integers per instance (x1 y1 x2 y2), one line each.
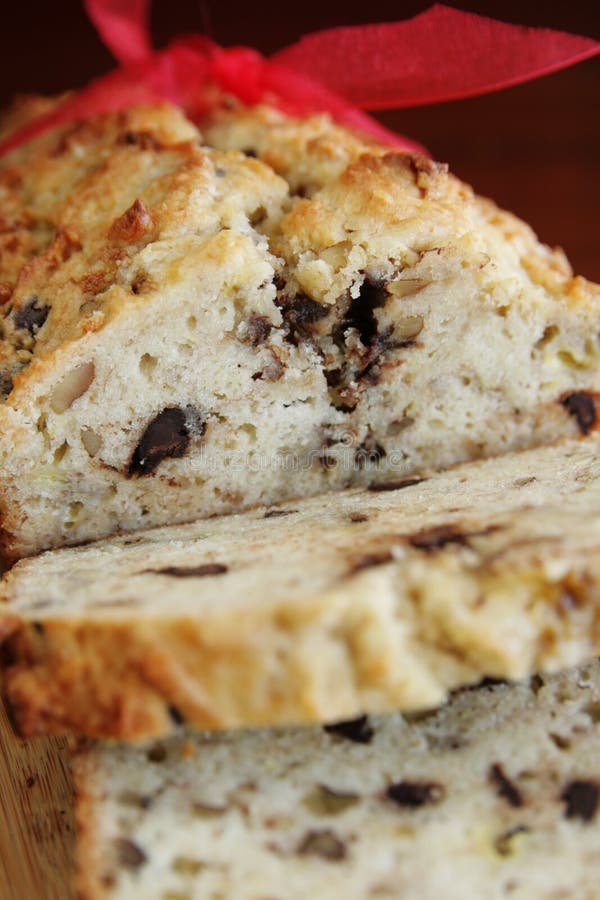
0 1 598 157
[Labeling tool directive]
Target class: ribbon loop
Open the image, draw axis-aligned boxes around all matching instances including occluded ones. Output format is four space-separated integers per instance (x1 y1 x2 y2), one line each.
85 0 153 65
274 5 600 108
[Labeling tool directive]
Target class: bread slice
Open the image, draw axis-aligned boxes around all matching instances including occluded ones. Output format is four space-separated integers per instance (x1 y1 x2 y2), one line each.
1 436 600 741
0 103 599 561
73 660 600 899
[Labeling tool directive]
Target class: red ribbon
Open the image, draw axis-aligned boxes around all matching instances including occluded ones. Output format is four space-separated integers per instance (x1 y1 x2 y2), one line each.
87 0 152 65
1 1 598 158
273 6 600 108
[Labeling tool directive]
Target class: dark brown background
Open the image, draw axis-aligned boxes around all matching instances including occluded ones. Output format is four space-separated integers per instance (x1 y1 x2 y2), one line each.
1 2 598 279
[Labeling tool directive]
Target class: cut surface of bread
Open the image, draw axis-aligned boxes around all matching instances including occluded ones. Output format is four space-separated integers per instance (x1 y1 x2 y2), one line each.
1 436 600 740
74 661 600 899
0 102 598 560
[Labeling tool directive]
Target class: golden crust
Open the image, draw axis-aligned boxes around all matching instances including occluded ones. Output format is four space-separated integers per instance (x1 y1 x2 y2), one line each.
71 749 109 900
208 105 599 308
0 104 203 396
204 103 378 196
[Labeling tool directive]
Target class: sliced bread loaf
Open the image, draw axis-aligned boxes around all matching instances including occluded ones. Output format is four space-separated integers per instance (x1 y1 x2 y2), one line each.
73 660 600 899
1 436 600 740
0 103 598 560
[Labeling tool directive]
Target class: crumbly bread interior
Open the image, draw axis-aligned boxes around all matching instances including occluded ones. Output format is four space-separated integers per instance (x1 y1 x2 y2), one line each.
0 102 598 560
74 661 600 900
2 436 600 740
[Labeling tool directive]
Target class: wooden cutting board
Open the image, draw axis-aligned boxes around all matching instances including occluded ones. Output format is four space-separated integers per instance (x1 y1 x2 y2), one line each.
0 699 75 900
